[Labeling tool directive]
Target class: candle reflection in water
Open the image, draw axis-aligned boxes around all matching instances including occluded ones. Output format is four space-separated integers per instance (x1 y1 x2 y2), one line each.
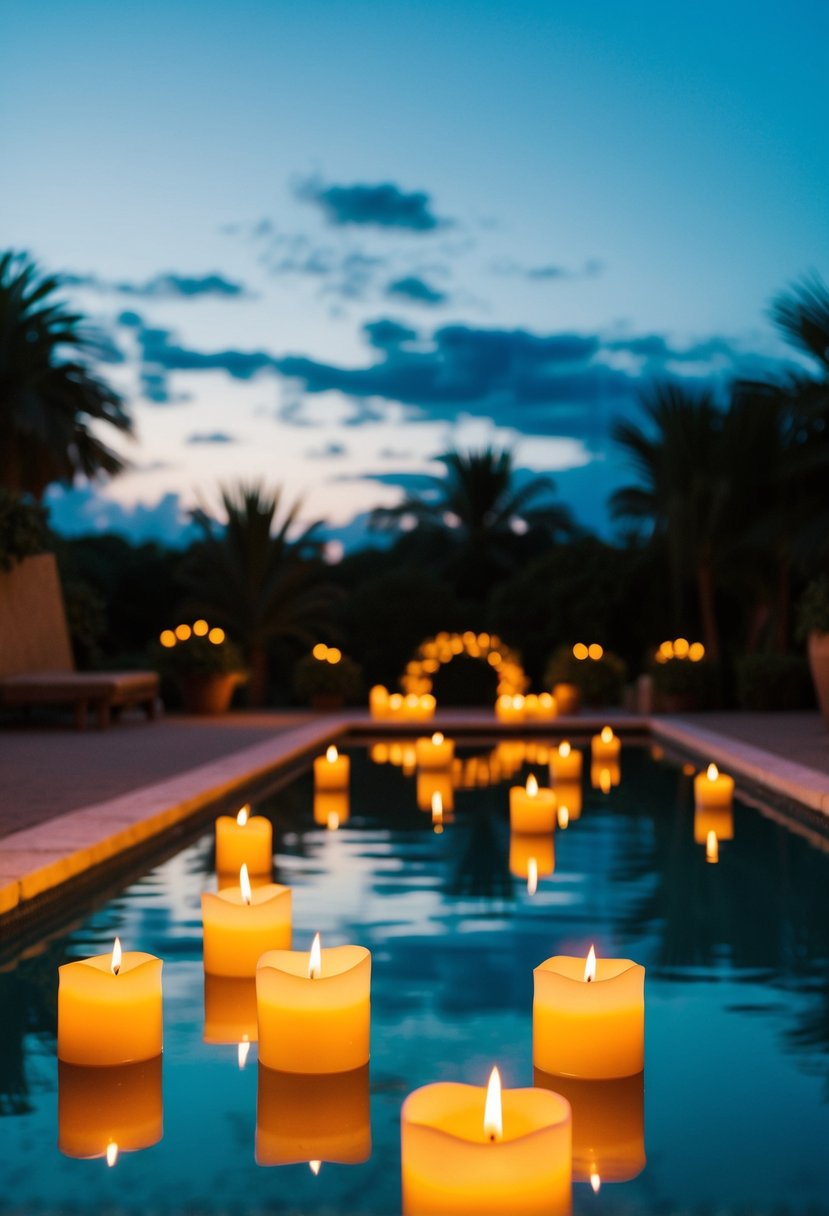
534 1069 645 1185
417 769 454 813
255 1063 371 1167
203 974 259 1064
314 789 350 828
58 1056 163 1162
509 833 555 891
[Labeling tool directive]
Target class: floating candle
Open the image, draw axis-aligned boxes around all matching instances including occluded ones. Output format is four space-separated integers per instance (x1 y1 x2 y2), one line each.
256 1063 371 1166
58 1057 163 1161
215 804 273 877
533 947 645 1079
509 773 556 833
369 684 390 719
58 939 163 1066
314 745 350 791
552 682 580 715
693 804 734 845
256 934 371 1074
401 1066 572 1215
415 731 455 770
550 740 583 783
591 726 620 762
694 763 734 809
534 1069 645 1185
202 865 292 977
495 694 525 723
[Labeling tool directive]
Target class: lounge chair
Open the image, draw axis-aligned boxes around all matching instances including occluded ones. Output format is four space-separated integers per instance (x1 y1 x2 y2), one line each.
0 553 159 729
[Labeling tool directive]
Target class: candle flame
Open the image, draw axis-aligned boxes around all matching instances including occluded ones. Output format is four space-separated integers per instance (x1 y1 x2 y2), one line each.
236 804 249 826
483 1066 503 1142
526 773 538 797
590 1171 601 1193
106 1142 119 1168
600 726 613 744
527 857 538 896
584 945 597 983
327 811 340 831
559 740 571 758
557 804 569 829
237 1036 250 1069
111 938 122 976
309 1160 322 1176
599 768 612 794
240 863 252 906
707 763 719 782
326 745 339 764
308 932 321 979
431 731 444 745
706 829 719 864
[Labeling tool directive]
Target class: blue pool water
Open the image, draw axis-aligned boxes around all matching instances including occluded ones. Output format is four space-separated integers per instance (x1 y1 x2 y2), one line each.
0 739 827 1214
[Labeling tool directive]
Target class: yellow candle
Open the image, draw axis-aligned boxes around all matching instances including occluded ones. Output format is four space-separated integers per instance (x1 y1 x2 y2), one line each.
401 1067 572 1216
256 934 371 1074
550 741 583 784
533 948 645 1079
509 832 555 891
314 745 350 791
694 763 734 809
58 1057 163 1161
552 683 580 715
314 789 350 829
416 731 455 770
203 974 259 1047
534 1069 645 1185
528 692 558 720
416 693 437 721
202 866 292 977
590 761 621 792
417 770 455 813
369 684 389 719
388 692 404 719
509 774 556 833
553 781 583 822
215 804 273 876
256 1063 371 1166
57 939 163 1067
591 726 620 763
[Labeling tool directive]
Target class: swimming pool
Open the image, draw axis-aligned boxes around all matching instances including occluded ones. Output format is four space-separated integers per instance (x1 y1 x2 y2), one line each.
1 739 827 1214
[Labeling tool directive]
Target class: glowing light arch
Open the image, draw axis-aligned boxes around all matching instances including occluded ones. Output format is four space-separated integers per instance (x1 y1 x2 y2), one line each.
399 631 528 698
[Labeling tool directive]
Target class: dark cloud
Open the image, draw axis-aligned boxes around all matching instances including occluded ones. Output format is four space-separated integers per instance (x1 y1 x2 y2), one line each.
386 275 448 306
298 179 447 231
64 271 251 300
46 486 200 547
185 432 237 444
492 258 604 282
363 319 419 349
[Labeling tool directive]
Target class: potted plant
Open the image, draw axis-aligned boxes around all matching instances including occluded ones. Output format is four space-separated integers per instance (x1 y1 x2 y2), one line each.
649 653 718 712
293 647 363 710
796 576 829 724
154 626 247 714
544 645 627 708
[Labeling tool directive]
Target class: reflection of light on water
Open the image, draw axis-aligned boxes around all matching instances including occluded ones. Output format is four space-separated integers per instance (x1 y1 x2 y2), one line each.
527 857 538 895
237 1037 250 1069
309 1159 321 1176
590 1171 601 1193
106 1142 118 1168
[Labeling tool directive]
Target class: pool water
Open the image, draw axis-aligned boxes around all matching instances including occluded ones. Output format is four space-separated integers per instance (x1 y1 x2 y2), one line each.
1 740 828 1214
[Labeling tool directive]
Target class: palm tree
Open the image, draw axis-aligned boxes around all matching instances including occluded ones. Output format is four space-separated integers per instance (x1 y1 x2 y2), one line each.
183 482 336 705
0 251 132 497
611 381 731 658
770 272 829 373
371 446 574 599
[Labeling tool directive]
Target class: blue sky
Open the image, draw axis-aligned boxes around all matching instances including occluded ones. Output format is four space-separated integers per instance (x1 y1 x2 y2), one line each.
1 0 826 546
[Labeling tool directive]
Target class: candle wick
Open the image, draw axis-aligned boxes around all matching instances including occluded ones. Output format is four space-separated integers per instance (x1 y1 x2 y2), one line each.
586 975 592 983
113 964 120 976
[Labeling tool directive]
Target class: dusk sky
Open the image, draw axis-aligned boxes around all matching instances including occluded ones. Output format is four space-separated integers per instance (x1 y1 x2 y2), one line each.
2 0 827 548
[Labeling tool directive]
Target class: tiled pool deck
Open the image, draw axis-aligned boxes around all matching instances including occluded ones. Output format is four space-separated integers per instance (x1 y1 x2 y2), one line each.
0 708 827 922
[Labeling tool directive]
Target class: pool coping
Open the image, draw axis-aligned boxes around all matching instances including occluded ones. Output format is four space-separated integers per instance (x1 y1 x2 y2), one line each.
1 710 827 924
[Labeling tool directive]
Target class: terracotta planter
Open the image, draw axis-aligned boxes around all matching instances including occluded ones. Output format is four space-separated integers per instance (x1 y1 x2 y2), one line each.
807 631 829 725
177 672 243 715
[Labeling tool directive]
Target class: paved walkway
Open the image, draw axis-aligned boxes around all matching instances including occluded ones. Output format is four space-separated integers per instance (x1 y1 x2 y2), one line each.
670 711 829 775
0 710 312 837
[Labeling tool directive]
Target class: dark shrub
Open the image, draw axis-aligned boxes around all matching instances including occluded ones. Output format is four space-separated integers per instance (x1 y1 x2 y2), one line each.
736 653 814 711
